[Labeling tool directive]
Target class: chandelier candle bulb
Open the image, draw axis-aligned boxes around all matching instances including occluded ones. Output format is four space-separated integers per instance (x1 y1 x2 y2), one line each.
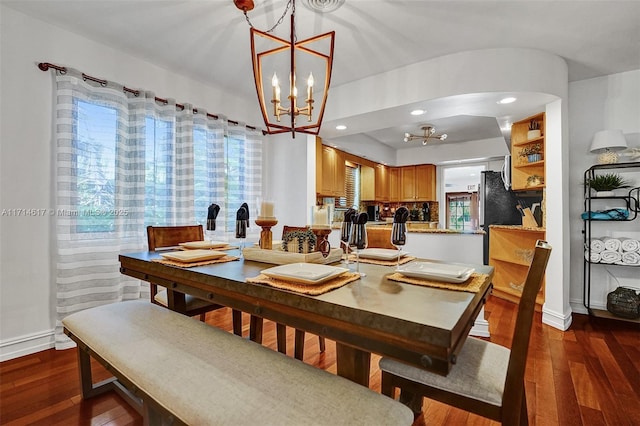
307 73 314 101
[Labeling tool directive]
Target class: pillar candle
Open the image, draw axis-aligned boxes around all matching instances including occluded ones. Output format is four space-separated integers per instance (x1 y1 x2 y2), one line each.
313 208 327 225
260 201 274 218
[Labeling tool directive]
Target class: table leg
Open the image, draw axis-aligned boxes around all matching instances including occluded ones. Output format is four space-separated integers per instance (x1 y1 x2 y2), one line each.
166 289 187 313
335 342 371 387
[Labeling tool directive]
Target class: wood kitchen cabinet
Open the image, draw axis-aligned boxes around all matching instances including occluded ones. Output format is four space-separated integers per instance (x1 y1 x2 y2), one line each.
316 140 345 197
511 112 545 191
400 164 436 201
388 167 400 202
360 165 375 200
375 164 389 201
488 225 546 308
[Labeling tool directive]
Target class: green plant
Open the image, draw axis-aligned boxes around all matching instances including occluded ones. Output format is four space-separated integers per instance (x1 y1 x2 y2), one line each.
519 143 542 157
586 173 631 191
528 120 539 131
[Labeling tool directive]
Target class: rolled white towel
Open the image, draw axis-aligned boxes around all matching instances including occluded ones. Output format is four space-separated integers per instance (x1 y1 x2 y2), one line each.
585 250 602 263
590 238 605 253
600 250 623 264
617 251 640 265
602 237 621 252
620 238 640 253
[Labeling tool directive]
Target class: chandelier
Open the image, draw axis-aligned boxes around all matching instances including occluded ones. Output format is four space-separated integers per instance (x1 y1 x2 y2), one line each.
234 0 336 137
404 125 448 146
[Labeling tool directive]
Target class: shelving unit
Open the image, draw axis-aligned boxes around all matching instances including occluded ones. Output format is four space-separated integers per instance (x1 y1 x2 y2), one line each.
582 162 640 323
511 113 545 191
488 225 546 308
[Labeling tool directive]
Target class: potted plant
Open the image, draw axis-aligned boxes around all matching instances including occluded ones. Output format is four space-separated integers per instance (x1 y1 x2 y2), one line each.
586 172 631 196
527 120 541 140
519 143 542 163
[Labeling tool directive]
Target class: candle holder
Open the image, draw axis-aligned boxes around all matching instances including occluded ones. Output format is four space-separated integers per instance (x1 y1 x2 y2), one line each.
311 225 331 257
255 217 278 250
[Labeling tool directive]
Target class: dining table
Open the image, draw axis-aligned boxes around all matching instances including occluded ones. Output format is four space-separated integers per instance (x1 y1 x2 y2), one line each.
119 249 493 387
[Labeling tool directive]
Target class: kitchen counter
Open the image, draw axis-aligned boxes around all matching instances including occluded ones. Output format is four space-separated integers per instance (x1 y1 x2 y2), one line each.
490 224 546 232
331 222 485 235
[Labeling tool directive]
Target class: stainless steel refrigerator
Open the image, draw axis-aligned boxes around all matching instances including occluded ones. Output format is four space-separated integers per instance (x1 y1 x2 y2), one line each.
479 171 541 264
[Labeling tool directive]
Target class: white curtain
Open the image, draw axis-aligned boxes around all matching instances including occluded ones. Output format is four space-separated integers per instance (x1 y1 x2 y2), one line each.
52 68 262 348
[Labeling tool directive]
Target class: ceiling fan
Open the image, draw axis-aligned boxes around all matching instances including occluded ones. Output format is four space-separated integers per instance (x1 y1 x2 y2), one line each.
404 125 448 145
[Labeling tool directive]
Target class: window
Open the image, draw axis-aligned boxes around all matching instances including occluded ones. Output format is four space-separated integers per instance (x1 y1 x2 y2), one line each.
337 164 360 209
446 192 478 230
75 100 117 233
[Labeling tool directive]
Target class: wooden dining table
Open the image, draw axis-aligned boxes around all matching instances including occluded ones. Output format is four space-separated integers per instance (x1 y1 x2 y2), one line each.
119 250 493 387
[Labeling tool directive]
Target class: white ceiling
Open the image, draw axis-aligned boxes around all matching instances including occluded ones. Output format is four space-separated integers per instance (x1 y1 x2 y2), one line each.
5 0 640 156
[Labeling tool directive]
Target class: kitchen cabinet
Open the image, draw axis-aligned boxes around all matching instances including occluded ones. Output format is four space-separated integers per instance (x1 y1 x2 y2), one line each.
511 112 545 191
582 162 640 323
401 164 436 201
316 142 345 197
360 165 375 200
488 225 546 308
389 167 400 202
375 164 389 201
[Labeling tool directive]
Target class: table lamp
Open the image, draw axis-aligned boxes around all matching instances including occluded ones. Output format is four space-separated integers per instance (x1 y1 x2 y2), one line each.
590 129 628 164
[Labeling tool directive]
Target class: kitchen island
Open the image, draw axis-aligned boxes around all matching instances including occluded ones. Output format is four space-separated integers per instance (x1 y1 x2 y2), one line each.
329 222 485 264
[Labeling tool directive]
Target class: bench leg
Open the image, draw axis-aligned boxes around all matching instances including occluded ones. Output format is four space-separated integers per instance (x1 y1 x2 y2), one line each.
76 343 117 399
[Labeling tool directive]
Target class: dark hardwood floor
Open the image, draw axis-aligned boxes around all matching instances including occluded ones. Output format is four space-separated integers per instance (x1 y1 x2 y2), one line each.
1 296 638 425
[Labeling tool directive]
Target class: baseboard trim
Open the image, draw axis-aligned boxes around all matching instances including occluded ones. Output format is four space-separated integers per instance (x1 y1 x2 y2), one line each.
0 329 55 362
541 306 573 331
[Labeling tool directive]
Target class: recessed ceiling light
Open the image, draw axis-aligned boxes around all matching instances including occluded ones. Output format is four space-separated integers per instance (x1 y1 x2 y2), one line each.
410 109 425 116
497 97 516 104
335 125 347 130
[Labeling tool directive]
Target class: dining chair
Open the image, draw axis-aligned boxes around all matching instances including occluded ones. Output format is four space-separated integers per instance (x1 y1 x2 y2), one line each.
366 226 396 249
379 239 552 424
146 225 242 336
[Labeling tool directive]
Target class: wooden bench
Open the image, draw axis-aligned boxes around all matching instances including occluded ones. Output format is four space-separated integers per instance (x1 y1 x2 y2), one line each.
63 300 413 425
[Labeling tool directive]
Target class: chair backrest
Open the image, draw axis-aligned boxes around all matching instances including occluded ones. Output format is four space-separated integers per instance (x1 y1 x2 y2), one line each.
502 240 552 424
366 227 396 250
147 225 204 251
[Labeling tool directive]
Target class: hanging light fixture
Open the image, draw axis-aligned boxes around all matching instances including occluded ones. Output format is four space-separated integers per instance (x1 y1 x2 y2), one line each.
404 125 448 146
234 0 336 138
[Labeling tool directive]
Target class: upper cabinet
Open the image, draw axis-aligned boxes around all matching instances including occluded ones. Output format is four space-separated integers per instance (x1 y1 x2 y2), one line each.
375 164 389 201
360 165 375 200
511 112 545 191
401 164 436 201
388 167 401 202
316 139 345 197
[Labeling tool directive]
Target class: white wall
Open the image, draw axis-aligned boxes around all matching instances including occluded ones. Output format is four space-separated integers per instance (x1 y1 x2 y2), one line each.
0 6 261 360
567 70 640 314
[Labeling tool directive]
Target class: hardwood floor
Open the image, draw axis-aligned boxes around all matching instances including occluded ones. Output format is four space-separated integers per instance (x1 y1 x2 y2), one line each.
1 296 638 425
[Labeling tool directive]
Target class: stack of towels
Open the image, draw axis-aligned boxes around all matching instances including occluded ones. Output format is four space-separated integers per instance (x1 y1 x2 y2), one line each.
586 237 640 265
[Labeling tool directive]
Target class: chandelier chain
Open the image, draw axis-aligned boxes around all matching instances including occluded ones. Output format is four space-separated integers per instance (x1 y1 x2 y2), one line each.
243 0 294 34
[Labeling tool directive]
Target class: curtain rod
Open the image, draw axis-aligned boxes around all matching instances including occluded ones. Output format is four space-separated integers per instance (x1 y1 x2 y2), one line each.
38 62 265 134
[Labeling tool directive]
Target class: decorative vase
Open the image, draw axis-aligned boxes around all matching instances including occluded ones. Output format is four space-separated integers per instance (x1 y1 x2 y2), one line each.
527 153 542 163
527 129 541 140
594 190 615 197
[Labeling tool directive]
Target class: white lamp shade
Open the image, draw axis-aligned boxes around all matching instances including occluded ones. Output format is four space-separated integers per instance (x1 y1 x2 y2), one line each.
590 129 628 153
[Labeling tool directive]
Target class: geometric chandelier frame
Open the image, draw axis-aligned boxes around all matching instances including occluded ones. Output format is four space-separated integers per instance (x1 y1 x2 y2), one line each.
239 0 335 137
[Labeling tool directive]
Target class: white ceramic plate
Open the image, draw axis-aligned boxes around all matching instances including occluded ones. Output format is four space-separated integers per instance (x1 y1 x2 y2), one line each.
160 249 227 263
397 261 475 283
178 241 229 249
358 248 409 261
261 263 349 285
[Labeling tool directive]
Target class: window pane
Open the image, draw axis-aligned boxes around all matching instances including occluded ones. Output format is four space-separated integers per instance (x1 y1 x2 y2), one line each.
75 100 117 233
145 116 174 226
225 135 245 230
